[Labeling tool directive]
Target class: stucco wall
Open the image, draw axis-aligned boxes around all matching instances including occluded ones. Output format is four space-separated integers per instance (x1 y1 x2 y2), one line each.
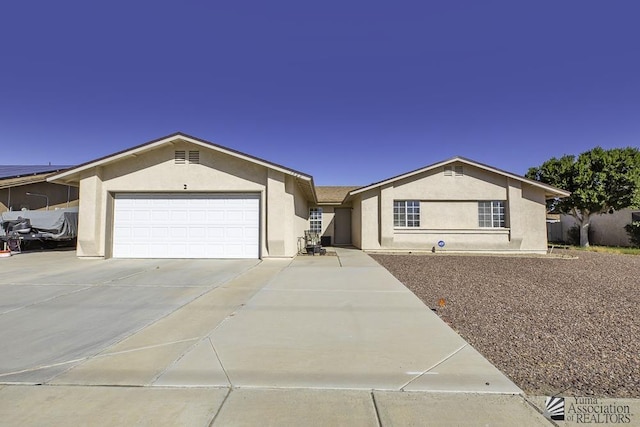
317 207 335 239
353 163 549 253
75 141 306 258
351 198 362 248
558 208 638 247
286 174 310 255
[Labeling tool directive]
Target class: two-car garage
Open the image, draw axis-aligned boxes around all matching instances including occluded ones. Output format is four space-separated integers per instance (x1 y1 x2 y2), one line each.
112 193 260 259
47 133 315 259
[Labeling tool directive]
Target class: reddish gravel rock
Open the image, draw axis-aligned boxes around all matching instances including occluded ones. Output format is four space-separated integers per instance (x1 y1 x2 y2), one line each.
371 250 640 398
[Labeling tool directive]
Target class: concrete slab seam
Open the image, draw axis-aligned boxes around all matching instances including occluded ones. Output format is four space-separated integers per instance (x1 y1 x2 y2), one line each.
399 344 468 391
0 285 93 316
207 264 289 333
370 391 383 427
95 338 200 358
216 260 264 289
148 337 209 386
207 387 232 427
54 267 255 365
0 356 87 380
0 338 201 384
208 337 233 387
101 265 165 284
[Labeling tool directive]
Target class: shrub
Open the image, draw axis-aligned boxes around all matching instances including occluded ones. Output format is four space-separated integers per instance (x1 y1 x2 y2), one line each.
624 221 640 248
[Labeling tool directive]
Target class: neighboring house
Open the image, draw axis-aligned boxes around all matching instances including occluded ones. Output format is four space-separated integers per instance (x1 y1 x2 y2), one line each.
0 166 78 212
551 209 640 247
48 132 569 259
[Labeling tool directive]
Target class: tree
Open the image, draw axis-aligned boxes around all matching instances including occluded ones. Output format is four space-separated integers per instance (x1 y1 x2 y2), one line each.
526 147 640 247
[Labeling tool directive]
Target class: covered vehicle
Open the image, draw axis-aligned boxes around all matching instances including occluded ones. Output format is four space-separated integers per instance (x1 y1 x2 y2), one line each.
1 207 78 250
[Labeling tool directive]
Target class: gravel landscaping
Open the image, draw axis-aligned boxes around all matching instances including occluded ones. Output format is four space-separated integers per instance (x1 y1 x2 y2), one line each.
371 250 640 398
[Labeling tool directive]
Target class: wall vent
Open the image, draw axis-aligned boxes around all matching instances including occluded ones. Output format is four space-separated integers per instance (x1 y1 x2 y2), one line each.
188 150 200 164
445 165 463 176
175 151 186 164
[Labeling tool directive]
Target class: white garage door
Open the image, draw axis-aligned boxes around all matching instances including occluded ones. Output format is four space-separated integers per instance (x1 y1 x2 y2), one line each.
113 193 260 259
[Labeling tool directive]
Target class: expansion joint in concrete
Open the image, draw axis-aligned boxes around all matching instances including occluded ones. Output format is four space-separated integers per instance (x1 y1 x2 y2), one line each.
399 344 468 391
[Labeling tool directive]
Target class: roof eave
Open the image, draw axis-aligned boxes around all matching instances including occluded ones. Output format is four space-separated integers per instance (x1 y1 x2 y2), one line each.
47 132 314 184
348 156 571 199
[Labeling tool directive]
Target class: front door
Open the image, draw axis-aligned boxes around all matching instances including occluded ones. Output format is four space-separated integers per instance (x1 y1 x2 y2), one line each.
334 208 352 245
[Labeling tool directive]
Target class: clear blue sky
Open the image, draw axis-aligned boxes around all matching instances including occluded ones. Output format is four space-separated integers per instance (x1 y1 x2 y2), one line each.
1 1 639 185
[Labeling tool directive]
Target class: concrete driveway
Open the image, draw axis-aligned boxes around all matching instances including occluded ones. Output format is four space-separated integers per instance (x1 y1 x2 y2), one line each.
0 251 258 384
0 248 551 426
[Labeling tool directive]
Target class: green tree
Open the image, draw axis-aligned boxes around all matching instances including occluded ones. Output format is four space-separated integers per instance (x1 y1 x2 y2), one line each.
526 147 640 247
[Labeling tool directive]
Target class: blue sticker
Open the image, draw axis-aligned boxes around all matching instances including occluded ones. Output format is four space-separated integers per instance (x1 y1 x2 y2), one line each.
438 240 445 248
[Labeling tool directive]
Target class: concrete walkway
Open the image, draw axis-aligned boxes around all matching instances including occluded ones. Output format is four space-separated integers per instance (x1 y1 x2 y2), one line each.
0 248 551 426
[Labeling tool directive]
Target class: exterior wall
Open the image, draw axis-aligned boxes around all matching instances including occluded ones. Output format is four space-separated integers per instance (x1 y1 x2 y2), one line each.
360 191 381 250
518 183 548 251
77 171 104 257
558 208 639 247
351 198 362 248
353 163 549 253
286 174 310 256
307 204 355 246
0 182 79 212
75 141 305 258
314 206 335 239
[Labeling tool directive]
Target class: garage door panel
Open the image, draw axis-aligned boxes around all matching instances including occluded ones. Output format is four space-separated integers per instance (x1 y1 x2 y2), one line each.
113 193 259 259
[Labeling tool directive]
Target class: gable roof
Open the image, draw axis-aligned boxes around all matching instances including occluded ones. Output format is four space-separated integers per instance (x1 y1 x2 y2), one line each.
315 186 361 204
47 132 317 202
349 156 570 199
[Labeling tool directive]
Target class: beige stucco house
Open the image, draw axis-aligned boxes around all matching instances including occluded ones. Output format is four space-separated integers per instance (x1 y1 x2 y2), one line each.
49 132 569 259
342 158 570 254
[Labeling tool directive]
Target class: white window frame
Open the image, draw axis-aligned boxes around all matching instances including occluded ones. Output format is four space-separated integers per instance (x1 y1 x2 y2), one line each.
309 207 322 233
478 201 505 228
394 200 420 227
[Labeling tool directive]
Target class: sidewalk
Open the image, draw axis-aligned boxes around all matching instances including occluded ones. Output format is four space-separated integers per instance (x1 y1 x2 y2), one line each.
0 248 551 426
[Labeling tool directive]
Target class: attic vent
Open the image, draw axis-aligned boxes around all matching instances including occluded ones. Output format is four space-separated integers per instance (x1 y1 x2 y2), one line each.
444 165 463 176
188 150 200 164
175 151 186 164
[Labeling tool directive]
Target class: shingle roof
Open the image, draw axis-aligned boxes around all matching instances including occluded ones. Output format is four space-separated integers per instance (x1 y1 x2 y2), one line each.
0 165 72 180
315 186 360 204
